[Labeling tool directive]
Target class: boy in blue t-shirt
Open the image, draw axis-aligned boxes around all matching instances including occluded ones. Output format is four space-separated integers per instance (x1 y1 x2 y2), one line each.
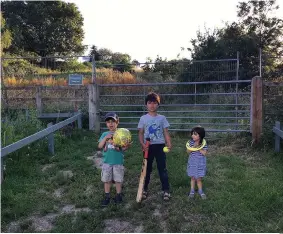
138 92 172 201
98 112 129 206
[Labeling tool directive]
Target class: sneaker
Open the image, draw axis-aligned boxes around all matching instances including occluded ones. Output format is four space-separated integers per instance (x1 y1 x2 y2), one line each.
101 197 111 206
113 193 123 204
142 190 148 200
199 193 207 200
163 191 171 201
188 191 195 198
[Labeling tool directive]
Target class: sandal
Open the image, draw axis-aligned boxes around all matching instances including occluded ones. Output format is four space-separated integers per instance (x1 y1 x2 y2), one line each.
163 192 171 201
142 191 148 200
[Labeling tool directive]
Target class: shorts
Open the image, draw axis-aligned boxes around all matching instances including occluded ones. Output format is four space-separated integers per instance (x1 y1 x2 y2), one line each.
101 163 124 183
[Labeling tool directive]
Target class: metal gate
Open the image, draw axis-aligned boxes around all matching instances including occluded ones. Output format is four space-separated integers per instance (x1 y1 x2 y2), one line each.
97 59 251 133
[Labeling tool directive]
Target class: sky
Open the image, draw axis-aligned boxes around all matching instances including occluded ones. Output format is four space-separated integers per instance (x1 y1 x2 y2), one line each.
66 0 283 62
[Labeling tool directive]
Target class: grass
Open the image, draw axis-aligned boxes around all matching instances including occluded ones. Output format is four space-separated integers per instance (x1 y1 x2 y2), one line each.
1 130 283 232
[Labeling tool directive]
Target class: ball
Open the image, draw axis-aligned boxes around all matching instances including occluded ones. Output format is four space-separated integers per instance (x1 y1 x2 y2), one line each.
163 146 170 153
113 128 132 147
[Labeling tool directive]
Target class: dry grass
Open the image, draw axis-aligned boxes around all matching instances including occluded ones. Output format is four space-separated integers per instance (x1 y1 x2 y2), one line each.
3 68 137 87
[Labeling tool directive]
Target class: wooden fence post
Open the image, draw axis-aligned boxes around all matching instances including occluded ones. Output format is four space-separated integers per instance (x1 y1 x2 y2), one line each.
77 110 82 129
47 122 55 155
36 86 42 116
88 84 100 133
250 76 263 144
275 121 281 153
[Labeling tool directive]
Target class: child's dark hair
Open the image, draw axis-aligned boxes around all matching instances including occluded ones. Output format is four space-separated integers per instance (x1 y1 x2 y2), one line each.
145 92 160 105
191 126 205 144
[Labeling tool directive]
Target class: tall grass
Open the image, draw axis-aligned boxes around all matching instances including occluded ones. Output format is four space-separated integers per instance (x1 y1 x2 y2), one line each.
3 68 137 87
1 109 43 147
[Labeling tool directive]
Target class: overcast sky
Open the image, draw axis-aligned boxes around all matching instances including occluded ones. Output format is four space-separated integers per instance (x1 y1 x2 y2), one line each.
66 0 283 62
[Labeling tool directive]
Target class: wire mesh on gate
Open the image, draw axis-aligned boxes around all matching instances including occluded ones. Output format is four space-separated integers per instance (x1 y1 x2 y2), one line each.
99 80 251 133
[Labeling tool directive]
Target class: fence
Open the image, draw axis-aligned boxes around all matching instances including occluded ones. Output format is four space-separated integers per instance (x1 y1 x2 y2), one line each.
1 86 88 114
95 80 251 133
1 54 282 143
263 81 283 127
0 111 82 183
1 77 267 142
273 121 283 153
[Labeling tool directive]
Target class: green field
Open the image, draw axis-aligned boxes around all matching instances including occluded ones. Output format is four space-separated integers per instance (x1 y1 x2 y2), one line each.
1 129 283 233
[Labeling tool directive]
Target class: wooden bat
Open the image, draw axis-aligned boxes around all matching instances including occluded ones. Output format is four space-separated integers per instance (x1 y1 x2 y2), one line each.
136 137 150 203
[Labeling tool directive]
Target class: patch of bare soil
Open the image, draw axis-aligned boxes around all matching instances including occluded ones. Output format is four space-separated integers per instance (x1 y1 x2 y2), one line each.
103 219 143 233
41 163 55 172
87 151 103 169
6 205 91 233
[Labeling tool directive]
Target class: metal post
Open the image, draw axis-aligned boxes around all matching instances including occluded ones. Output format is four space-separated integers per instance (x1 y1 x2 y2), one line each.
92 54 97 84
236 51 239 81
47 122 55 155
235 51 239 130
194 83 197 106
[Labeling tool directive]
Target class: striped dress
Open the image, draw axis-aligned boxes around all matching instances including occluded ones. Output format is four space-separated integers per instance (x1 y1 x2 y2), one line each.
187 140 208 178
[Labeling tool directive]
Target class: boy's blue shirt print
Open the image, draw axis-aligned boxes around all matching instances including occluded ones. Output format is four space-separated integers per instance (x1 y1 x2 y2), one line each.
147 121 162 140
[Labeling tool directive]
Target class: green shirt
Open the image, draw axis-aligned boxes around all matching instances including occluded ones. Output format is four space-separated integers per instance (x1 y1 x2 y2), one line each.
98 131 124 165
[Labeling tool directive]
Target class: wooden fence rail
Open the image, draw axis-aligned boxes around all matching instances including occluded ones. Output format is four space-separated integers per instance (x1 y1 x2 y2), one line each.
1 111 82 183
273 121 283 153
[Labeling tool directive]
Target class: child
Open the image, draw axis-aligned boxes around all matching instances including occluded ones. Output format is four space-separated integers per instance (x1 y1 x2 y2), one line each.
187 126 208 199
98 112 129 206
138 92 172 201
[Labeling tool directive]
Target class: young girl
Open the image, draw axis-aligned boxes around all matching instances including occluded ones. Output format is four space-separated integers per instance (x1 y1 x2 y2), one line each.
186 126 208 199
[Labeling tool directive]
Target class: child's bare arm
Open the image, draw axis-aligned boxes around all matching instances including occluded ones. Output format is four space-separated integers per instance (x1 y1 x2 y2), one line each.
164 128 172 149
98 133 113 149
139 128 148 151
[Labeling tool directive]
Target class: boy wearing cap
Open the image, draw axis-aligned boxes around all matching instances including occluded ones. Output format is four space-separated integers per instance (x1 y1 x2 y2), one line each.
98 112 128 206
138 92 172 201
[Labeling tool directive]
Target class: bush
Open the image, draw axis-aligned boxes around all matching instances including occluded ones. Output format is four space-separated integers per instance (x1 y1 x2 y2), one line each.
2 57 53 78
1 110 43 146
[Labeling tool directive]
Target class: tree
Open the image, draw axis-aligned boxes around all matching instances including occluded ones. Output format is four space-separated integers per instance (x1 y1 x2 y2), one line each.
111 52 132 72
88 46 133 71
237 0 283 55
1 12 12 55
1 1 85 57
186 0 283 81
97 48 113 62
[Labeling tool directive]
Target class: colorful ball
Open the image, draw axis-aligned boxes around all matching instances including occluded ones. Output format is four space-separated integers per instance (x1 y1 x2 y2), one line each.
113 128 132 147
